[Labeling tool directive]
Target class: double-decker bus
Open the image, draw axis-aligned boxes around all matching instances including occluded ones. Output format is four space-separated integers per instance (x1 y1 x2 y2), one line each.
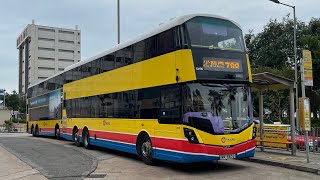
27 14 256 164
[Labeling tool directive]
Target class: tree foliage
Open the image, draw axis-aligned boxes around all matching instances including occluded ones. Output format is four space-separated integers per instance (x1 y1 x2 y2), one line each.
4 90 26 119
246 15 320 122
5 90 20 112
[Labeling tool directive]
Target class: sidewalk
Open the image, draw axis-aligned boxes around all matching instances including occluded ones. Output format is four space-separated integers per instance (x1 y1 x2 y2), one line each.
0 144 47 180
245 148 320 175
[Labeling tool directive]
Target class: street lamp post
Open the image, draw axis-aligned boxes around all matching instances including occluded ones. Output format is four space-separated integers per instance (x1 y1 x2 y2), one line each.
269 0 298 156
117 0 120 44
3 89 5 109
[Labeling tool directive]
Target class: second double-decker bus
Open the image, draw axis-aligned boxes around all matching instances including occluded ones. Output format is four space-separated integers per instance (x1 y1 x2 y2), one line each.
27 13 256 164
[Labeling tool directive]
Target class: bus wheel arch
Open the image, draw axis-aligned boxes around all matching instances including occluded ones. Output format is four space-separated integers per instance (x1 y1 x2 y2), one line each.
55 124 60 140
136 131 154 165
82 127 90 149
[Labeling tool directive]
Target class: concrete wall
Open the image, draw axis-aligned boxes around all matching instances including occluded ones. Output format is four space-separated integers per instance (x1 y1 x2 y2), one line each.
0 109 11 125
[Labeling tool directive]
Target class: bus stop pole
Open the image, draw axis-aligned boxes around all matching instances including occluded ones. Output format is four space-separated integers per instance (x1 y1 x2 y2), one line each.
259 90 264 151
301 57 310 163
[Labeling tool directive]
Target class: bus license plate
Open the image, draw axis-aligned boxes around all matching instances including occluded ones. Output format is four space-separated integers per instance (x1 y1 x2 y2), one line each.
219 154 236 160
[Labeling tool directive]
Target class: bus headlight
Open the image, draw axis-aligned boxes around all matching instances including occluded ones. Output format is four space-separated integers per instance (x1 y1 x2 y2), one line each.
252 127 257 139
184 128 199 144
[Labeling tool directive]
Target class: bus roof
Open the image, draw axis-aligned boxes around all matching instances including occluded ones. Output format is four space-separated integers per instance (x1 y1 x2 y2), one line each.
29 13 241 89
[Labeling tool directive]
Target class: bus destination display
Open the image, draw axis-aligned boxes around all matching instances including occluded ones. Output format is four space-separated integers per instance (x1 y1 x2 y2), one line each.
203 58 243 72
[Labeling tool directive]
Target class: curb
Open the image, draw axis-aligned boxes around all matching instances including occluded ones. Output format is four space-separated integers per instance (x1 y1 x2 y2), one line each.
243 158 320 175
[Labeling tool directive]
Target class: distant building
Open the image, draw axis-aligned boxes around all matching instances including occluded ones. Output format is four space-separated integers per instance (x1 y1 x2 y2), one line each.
17 20 81 96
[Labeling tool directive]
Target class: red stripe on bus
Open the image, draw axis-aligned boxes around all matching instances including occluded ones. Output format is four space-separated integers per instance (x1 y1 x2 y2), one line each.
89 130 137 144
40 128 54 132
154 137 255 155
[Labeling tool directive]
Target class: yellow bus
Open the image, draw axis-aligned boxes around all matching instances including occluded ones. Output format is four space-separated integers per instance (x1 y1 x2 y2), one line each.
27 14 256 164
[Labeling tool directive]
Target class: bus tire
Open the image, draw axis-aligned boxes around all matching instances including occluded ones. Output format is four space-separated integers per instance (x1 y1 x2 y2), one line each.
138 135 154 165
31 127 35 137
55 126 60 140
35 126 39 137
74 129 81 147
82 128 91 149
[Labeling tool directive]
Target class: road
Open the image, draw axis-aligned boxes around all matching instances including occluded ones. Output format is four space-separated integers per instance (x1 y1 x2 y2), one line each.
0 133 319 180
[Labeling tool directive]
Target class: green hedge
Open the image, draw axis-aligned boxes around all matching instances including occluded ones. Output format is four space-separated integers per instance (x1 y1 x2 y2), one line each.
11 118 26 124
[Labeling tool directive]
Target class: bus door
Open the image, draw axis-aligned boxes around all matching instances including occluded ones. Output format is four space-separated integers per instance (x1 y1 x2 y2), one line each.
154 85 183 150
61 92 67 134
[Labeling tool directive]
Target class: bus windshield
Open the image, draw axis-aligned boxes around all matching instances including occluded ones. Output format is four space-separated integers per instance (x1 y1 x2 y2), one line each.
183 83 252 134
185 17 245 51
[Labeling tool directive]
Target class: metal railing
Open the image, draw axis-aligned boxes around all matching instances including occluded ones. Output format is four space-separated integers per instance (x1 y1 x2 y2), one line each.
0 124 26 133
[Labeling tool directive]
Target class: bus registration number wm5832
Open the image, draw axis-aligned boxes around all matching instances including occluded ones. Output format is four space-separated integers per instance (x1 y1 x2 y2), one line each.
219 154 236 160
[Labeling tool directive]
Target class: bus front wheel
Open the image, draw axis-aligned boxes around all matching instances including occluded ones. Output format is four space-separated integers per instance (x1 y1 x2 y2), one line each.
55 127 60 140
139 135 154 165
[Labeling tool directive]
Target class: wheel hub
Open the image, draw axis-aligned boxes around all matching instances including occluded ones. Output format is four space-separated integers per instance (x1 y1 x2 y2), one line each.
141 141 152 157
84 133 89 146
74 133 79 141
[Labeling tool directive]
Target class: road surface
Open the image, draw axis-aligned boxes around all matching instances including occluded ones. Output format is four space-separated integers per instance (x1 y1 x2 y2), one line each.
0 133 319 180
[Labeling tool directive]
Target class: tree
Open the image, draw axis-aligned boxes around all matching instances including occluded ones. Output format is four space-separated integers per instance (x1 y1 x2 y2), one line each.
4 90 27 121
245 15 320 121
5 90 20 112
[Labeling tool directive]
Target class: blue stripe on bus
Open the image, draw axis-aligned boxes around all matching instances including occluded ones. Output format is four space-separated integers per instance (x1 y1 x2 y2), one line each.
236 148 255 159
61 133 73 141
38 131 55 137
155 147 255 163
89 138 137 154
154 149 219 163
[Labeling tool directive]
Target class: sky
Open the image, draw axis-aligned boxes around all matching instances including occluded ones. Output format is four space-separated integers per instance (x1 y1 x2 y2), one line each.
0 0 319 93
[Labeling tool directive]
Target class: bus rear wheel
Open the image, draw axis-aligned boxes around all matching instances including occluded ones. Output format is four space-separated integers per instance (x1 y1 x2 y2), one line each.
139 135 154 165
35 126 39 137
31 127 35 137
74 129 81 147
82 129 91 149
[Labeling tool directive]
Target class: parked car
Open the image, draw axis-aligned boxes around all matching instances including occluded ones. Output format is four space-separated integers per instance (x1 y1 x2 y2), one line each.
288 130 320 151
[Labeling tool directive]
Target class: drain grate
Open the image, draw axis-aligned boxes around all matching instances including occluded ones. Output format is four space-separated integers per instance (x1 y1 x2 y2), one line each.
87 173 107 178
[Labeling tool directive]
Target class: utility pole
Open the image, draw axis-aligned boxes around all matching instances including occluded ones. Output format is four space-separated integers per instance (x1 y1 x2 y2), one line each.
3 89 5 109
117 0 120 44
269 0 298 156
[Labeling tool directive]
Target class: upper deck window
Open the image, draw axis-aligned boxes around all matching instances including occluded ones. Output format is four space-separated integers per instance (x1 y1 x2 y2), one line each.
185 17 245 52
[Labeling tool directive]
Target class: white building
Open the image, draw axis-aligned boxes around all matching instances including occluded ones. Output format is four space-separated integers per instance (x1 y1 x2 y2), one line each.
17 20 81 96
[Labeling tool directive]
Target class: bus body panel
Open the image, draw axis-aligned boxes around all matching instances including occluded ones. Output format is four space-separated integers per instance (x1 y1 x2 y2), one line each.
63 50 196 100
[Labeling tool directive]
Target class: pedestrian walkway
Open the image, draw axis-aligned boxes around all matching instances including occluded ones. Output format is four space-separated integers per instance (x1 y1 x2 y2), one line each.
245 148 320 175
0 144 47 180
